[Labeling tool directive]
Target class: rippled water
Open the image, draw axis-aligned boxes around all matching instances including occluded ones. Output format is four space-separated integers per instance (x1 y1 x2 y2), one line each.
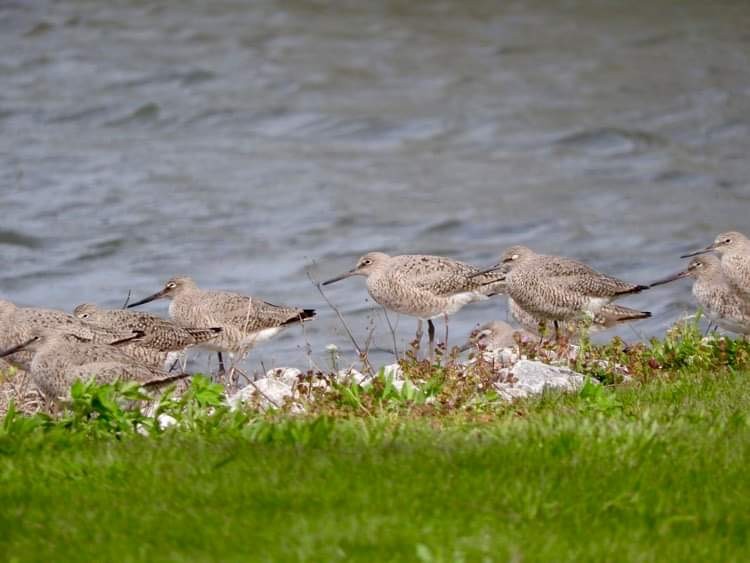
1 0 749 369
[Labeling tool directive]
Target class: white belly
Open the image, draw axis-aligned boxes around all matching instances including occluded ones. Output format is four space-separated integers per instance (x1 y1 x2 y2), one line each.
421 292 489 320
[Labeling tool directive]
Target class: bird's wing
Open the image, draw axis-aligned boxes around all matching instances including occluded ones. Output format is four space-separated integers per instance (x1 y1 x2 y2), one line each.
397 255 503 296
541 257 644 297
206 292 310 331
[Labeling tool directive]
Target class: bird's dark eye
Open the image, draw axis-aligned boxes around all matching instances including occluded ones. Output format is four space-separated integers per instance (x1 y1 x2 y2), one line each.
167 283 176 289
81 313 89 319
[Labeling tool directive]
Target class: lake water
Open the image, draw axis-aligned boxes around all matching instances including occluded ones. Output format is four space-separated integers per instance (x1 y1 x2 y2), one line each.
1 0 749 371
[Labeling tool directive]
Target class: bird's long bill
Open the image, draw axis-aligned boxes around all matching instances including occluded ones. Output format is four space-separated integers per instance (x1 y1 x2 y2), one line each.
0 337 36 358
470 264 502 278
126 289 167 308
648 269 690 288
680 244 714 259
321 270 356 286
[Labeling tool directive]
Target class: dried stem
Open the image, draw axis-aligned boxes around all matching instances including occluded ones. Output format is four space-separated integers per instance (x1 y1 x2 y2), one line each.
307 270 373 375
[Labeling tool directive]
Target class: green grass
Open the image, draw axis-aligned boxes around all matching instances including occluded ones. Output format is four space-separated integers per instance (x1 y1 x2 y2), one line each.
2 369 750 562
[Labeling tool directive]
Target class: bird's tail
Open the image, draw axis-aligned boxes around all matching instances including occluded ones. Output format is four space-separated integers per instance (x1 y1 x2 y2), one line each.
594 305 651 327
284 309 317 325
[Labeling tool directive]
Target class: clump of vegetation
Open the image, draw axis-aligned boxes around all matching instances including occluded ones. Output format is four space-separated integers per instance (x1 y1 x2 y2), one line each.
569 316 750 384
4 319 750 429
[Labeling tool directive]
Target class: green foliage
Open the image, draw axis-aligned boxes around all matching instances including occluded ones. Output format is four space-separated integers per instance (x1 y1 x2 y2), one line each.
578 378 623 415
2 372 750 561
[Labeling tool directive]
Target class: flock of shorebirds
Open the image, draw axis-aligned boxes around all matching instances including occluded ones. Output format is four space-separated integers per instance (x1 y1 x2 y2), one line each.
1 230 749 405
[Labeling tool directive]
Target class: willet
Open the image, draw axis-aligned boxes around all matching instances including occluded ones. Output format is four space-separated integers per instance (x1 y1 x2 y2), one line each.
0 299 136 371
0 331 190 402
477 245 648 340
682 231 750 296
126 277 316 374
650 255 750 335
460 320 534 352
321 252 505 356
510 297 651 337
73 303 222 370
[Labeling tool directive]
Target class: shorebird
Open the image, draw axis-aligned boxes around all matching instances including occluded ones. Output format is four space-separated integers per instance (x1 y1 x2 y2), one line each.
0 299 135 371
321 252 505 356
509 297 651 337
73 303 222 370
476 245 648 340
0 330 190 402
682 231 750 296
650 255 750 335
126 277 316 374
460 320 534 352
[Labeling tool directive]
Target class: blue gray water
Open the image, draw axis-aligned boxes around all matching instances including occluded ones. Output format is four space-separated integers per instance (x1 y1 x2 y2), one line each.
1 0 749 371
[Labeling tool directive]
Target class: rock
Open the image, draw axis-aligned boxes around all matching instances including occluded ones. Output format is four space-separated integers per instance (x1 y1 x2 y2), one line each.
228 367 303 411
334 363 406 389
157 413 177 429
378 363 406 391
335 368 368 386
494 359 592 401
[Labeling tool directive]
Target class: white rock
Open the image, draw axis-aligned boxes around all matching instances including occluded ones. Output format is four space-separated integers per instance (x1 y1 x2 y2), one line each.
157 413 178 429
494 359 592 401
335 368 368 386
228 367 303 411
265 367 303 386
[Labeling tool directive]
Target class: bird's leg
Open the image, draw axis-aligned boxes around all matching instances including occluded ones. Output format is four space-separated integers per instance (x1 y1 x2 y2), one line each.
415 319 424 356
537 320 546 347
554 320 561 342
443 313 449 352
428 319 436 362
704 321 715 337
217 352 226 380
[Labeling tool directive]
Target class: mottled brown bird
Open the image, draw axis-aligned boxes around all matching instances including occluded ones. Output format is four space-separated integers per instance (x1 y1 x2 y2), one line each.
127 277 315 372
0 331 189 402
682 231 750 297
479 245 647 340
651 254 750 335
73 303 221 369
322 252 505 355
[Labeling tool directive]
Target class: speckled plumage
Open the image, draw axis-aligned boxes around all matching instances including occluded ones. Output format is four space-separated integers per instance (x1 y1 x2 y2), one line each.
656 255 750 335
509 297 651 336
464 320 534 351
683 231 750 297
323 252 505 356
73 303 222 368
324 252 505 320
0 299 134 371
494 245 647 324
127 277 315 355
0 332 189 402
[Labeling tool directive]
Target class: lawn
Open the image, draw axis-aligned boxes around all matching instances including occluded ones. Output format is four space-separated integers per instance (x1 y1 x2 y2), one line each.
1 366 749 562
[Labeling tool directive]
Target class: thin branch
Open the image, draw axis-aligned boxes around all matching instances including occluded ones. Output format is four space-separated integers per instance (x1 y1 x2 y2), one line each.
382 307 400 361
306 270 373 375
234 367 281 409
